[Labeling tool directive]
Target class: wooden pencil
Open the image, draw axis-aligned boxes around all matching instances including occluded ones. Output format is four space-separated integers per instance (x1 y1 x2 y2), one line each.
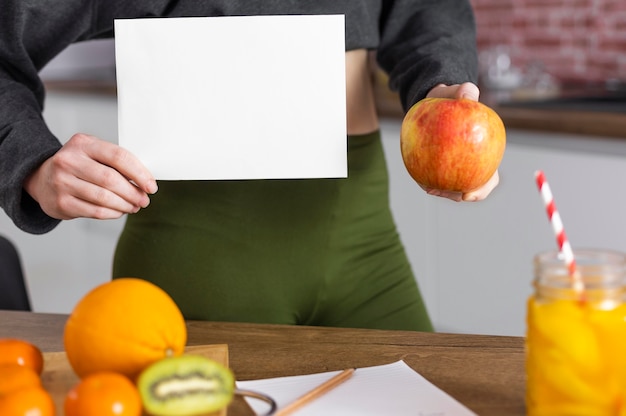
274 368 355 416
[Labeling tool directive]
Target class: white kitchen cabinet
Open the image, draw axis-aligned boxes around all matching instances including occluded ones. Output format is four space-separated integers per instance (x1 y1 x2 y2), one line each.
4 90 626 337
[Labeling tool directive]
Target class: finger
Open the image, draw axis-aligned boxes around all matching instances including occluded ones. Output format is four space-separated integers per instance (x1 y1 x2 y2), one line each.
53 135 152 210
423 187 463 202
426 84 452 98
38 170 137 220
71 172 147 213
74 162 151 210
426 83 480 101
77 134 158 194
462 171 500 202
454 82 480 101
52 191 133 220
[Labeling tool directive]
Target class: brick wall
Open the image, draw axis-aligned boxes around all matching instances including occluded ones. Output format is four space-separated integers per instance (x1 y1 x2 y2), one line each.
470 0 626 84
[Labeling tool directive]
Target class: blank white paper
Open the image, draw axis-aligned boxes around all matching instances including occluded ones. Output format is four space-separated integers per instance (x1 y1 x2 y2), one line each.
114 15 347 180
237 360 477 416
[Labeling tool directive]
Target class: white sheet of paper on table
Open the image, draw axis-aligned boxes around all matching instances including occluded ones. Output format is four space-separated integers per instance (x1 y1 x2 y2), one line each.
114 15 347 180
237 360 478 416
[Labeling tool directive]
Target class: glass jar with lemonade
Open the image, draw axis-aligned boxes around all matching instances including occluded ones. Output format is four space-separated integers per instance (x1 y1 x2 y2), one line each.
526 249 626 415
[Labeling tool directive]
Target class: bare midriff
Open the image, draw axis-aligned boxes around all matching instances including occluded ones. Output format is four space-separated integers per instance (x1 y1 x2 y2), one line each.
345 49 380 136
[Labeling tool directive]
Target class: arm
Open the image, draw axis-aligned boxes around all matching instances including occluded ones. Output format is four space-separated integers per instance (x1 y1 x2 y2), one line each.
376 0 479 110
0 1 164 234
0 0 100 233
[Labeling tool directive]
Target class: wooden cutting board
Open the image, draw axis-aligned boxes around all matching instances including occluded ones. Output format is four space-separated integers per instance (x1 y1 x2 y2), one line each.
41 344 229 416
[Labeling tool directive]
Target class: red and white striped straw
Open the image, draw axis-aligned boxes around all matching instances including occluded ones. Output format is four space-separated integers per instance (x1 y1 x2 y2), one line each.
534 170 584 293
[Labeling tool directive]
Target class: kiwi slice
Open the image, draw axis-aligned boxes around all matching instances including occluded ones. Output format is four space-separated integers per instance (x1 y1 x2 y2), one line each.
138 354 235 415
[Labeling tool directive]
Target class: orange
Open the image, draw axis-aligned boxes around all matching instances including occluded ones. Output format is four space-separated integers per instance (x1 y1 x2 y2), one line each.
65 371 142 416
0 386 55 416
0 338 44 374
64 278 187 380
0 364 41 395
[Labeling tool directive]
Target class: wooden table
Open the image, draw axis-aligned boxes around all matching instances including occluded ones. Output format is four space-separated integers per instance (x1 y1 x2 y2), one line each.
0 310 526 415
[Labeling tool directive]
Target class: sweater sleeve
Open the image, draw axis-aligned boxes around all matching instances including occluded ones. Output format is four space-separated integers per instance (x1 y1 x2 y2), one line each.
0 1 101 234
0 1 176 234
376 0 478 112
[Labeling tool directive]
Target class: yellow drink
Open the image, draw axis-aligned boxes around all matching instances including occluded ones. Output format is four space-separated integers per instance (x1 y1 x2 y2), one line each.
526 249 626 415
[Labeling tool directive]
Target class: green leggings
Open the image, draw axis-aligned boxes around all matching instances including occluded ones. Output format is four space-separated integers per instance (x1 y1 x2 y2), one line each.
113 131 432 331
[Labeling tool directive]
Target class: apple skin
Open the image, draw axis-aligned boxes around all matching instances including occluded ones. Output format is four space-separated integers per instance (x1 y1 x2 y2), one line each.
400 98 506 193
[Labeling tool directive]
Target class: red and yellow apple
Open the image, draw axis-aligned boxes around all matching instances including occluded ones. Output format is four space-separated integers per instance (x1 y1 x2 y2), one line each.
400 98 506 193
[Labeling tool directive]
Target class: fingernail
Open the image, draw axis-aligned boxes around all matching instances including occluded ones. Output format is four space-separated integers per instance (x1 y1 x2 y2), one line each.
462 93 477 101
147 180 158 194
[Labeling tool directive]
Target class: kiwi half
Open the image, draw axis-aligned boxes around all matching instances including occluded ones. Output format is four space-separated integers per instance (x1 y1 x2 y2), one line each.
138 354 235 415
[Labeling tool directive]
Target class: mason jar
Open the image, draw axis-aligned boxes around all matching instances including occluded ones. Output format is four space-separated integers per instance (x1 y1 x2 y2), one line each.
526 249 626 415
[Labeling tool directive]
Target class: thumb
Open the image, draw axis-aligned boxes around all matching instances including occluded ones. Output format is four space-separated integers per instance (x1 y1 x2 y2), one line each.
455 82 480 101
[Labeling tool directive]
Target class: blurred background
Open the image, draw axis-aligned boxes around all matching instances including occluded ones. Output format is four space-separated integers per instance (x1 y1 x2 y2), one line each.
377 0 626 114
472 0 625 87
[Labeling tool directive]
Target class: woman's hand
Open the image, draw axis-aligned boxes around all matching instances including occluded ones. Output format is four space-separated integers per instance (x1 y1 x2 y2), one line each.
420 82 500 202
24 133 158 220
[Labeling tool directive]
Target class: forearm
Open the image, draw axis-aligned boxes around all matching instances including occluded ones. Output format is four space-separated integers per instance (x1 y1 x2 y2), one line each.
0 132 62 235
0 0 147 233
377 0 478 111
0 78 63 233
0 0 93 233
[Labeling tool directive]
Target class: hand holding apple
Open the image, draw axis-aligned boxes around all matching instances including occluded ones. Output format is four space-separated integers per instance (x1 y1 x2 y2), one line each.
400 97 506 195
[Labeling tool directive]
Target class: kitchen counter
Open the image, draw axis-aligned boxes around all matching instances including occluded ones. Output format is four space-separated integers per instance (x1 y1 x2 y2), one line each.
44 78 117 96
492 105 626 139
372 72 626 139
1 310 527 416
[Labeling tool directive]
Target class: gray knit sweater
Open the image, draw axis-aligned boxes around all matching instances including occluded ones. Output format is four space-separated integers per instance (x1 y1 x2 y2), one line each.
0 0 477 234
